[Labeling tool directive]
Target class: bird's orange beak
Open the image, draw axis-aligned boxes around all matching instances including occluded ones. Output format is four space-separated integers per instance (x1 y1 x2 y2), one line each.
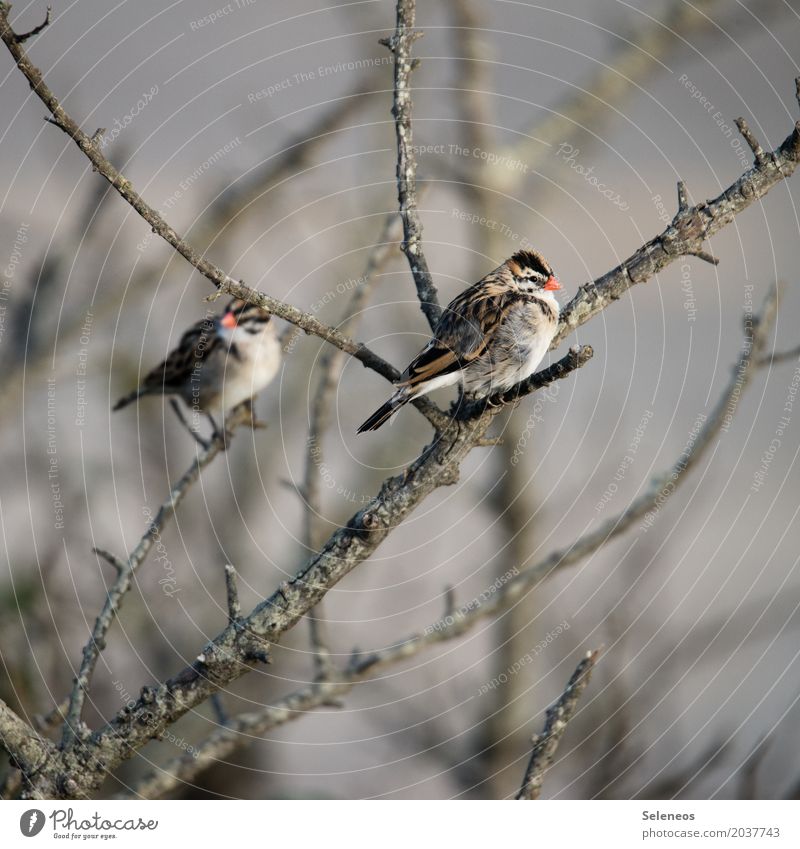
544 276 561 291
220 311 237 329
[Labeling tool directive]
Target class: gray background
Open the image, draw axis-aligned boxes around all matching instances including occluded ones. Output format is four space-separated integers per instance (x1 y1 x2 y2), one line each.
1 0 799 798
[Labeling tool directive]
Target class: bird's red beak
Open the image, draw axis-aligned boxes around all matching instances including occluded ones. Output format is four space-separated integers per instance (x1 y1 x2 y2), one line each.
220 311 237 329
544 276 561 291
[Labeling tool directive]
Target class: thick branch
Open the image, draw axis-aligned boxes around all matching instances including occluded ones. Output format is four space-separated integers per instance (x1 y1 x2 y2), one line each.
381 0 441 329
0 701 52 785
516 650 600 800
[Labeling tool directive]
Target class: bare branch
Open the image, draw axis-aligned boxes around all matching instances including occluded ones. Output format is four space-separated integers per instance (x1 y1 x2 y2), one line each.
475 344 594 412
758 344 800 366
60 407 239 750
0 700 52 787
91 548 125 577
381 0 441 329
516 650 600 800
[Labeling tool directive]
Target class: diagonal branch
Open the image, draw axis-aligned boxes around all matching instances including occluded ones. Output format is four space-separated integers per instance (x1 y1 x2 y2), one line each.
0 700 53 787
516 650 600 800
381 0 441 330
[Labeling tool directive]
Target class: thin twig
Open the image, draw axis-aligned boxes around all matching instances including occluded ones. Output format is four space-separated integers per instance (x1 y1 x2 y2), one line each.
381 0 441 329
516 650 600 799
758 344 800 366
60 409 238 749
303 214 402 679
223 565 242 624
735 117 767 165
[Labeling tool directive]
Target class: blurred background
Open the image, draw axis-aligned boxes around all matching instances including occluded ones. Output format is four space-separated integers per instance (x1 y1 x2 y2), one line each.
1 0 799 799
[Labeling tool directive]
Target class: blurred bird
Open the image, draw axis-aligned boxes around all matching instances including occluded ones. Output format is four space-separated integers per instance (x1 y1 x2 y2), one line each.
358 250 561 432
113 298 280 439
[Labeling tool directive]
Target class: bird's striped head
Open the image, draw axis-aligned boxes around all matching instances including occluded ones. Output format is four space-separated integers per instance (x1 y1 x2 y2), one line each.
219 298 272 334
506 250 561 292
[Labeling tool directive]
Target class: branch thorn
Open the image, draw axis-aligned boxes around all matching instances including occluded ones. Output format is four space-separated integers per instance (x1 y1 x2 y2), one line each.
223 564 241 624
92 547 126 576
734 118 766 165
676 180 690 213
13 4 51 43
690 248 720 266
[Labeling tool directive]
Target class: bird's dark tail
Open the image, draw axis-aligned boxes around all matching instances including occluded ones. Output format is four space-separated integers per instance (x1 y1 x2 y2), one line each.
357 391 409 433
112 387 144 411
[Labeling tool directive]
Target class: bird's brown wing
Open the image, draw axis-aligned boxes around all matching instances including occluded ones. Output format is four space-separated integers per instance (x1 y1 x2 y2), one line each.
139 316 220 393
397 281 525 388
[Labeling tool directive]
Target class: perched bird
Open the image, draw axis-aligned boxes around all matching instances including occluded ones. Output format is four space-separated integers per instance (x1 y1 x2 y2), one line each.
113 298 280 437
358 249 561 432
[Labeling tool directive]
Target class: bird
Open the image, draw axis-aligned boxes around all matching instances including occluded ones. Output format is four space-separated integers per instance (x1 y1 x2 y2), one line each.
357 249 561 432
113 297 280 440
